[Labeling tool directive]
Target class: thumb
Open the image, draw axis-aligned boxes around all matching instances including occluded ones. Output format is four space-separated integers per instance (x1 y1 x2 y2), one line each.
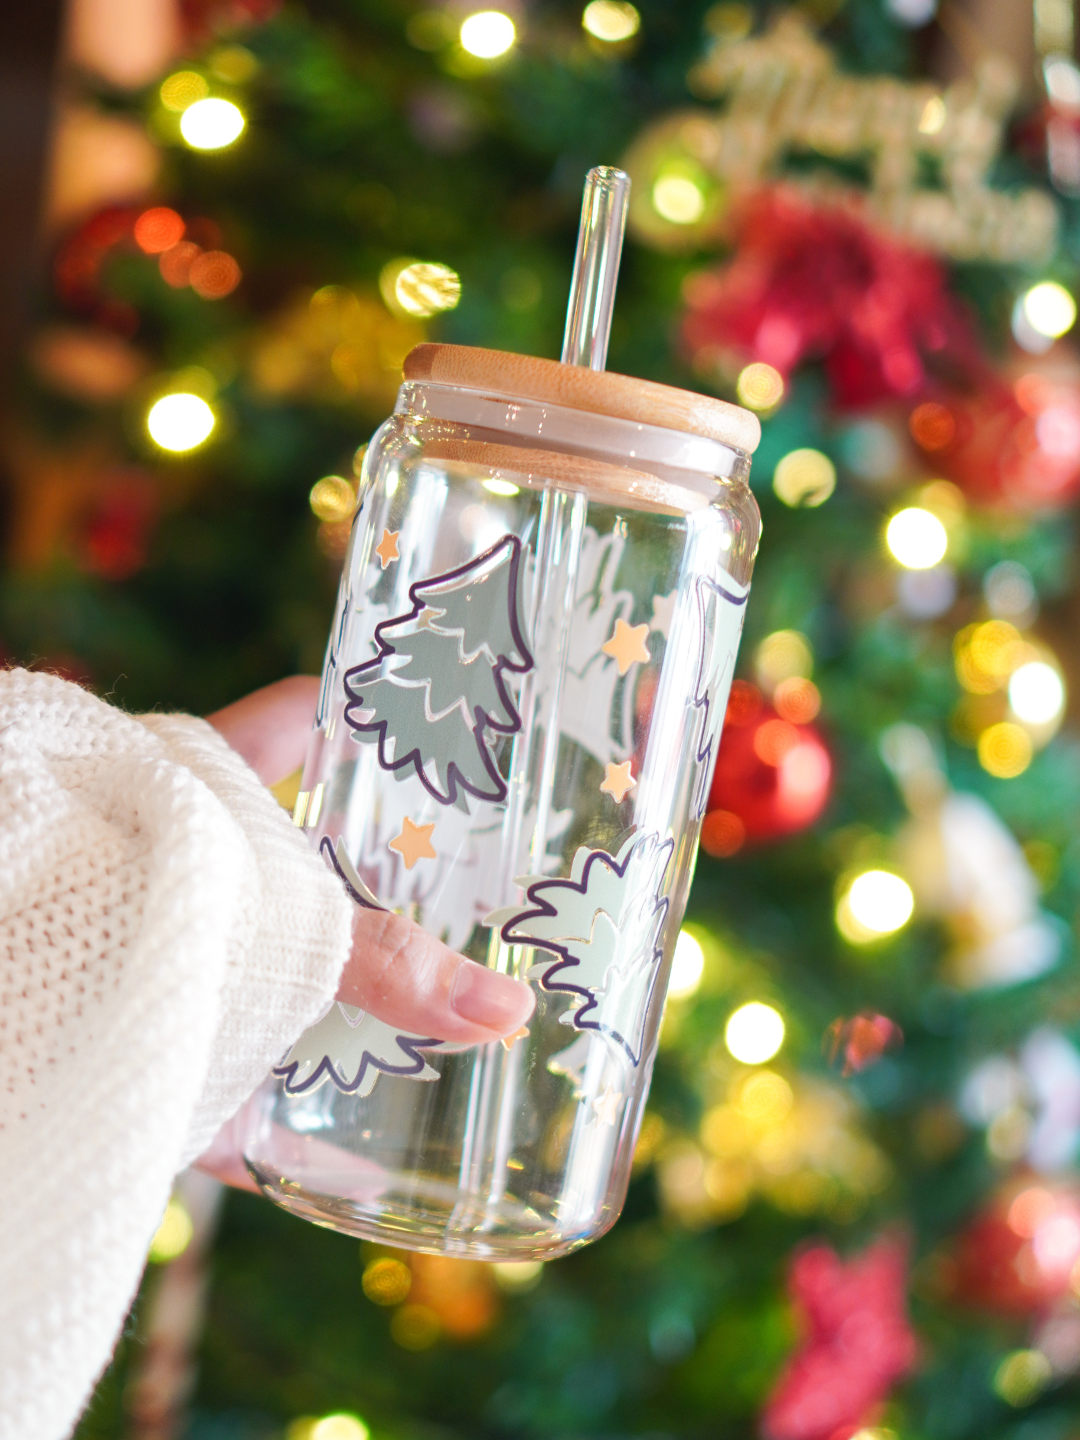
340 907 535 1044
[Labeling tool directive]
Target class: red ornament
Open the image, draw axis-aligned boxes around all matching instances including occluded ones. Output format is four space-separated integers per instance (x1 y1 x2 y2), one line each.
911 373 1080 510
703 682 831 852
825 1013 904 1077
682 186 982 409
952 1183 1080 1316
77 470 158 581
761 1237 917 1440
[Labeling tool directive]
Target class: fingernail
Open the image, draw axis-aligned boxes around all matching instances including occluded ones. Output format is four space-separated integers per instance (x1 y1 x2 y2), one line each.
451 961 534 1033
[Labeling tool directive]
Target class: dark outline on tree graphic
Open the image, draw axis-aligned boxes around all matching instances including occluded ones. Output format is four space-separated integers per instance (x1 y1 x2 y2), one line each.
343 534 533 809
498 831 674 1066
691 575 748 817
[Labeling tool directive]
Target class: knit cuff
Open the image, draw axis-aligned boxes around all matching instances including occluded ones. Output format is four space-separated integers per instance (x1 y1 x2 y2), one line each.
137 714 353 1163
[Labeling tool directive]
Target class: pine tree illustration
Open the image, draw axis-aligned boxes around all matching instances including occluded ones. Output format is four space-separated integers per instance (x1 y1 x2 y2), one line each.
343 534 533 809
487 830 674 1066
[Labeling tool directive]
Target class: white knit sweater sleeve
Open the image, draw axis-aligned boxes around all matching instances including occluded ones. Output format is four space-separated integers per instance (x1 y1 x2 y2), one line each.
0 669 353 1440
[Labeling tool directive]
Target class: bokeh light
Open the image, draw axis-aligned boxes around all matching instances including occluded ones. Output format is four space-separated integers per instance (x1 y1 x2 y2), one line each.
134 207 185 254
755 629 813 689
459 11 516 57
380 258 461 317
736 362 784 411
978 722 1033 778
700 809 746 857
753 718 800 765
189 250 242 299
311 1415 370 1440
482 478 520 497
492 1260 544 1291
159 241 201 288
772 448 836 507
954 620 1029 694
160 71 209 112
391 1302 441 1349
773 676 821 723
909 400 956 451
843 871 914 938
1009 661 1065 725
148 1196 193 1263
147 393 215 452
1022 282 1077 339
725 1002 785 1064
583 0 640 41
668 930 705 1000
310 475 356 522
362 1256 412 1305
994 1349 1052 1407
180 97 245 150
652 175 706 224
886 507 948 569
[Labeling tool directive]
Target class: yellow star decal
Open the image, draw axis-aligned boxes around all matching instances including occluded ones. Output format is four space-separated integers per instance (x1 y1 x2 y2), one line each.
601 619 651 676
388 816 436 870
374 528 400 569
600 760 637 804
500 1025 531 1051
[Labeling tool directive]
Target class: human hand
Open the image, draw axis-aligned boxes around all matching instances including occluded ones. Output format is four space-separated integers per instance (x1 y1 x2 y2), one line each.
196 675 534 1190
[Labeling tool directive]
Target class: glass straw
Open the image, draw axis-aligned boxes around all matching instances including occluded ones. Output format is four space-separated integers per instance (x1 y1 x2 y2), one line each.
561 166 631 371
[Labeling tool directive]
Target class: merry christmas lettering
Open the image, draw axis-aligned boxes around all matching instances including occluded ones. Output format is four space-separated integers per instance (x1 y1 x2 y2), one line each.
626 15 1056 263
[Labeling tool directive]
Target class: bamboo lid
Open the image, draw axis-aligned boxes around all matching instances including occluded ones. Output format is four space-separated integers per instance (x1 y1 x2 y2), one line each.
403 344 761 456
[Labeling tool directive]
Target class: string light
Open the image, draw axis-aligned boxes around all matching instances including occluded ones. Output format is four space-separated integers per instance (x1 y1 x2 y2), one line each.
1009 661 1065 725
160 71 209 112
148 1196 193 1263
978 722 1033 778
1022 281 1076 339
134 207 185 254
180 97 245 150
885 507 948 568
755 630 813 689
668 930 705 999
725 1002 785 1064
773 677 821 723
994 1350 1052 1407
310 476 357 522
380 258 461 317
838 871 914 942
652 174 706 224
736 362 784 411
311 1416 370 1440
147 393 215 452
189 251 242 299
772 448 836 507
362 1256 412 1304
459 11 516 57
583 0 640 41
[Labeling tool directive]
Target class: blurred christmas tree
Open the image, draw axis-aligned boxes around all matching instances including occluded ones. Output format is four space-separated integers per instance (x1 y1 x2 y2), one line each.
22 0 1080 1437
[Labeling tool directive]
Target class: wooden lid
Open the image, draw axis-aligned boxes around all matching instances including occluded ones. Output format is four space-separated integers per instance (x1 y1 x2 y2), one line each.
403 343 760 456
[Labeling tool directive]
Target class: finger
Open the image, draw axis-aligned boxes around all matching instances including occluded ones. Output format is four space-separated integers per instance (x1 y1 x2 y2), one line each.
206 675 319 786
192 1110 260 1194
339 907 535 1044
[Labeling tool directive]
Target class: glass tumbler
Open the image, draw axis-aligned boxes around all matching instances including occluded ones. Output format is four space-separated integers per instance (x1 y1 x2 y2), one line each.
243 342 761 1258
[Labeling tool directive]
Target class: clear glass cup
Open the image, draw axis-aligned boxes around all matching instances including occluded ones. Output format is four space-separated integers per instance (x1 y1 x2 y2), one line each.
243 346 760 1259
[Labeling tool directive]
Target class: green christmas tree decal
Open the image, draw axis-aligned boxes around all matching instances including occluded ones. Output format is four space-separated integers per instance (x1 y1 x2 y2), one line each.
343 534 533 809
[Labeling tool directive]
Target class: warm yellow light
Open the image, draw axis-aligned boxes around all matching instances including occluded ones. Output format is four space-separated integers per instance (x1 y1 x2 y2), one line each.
1022 282 1076 340
1009 661 1065 725
311 1416 370 1440
482 478 520 497
160 71 209 112
886 507 948 569
772 448 836 507
583 0 640 40
994 1349 1052 1407
668 930 705 1000
652 174 706 225
394 261 461 317
736 362 784 411
725 1002 785 1064
846 870 914 936
362 1256 412 1305
755 630 813 689
459 10 516 57
492 1260 544 1290
918 95 946 134
147 393 215 451
309 475 356 522
978 722 1033 779
148 1197 193 1263
180 97 245 150
954 620 1029 694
